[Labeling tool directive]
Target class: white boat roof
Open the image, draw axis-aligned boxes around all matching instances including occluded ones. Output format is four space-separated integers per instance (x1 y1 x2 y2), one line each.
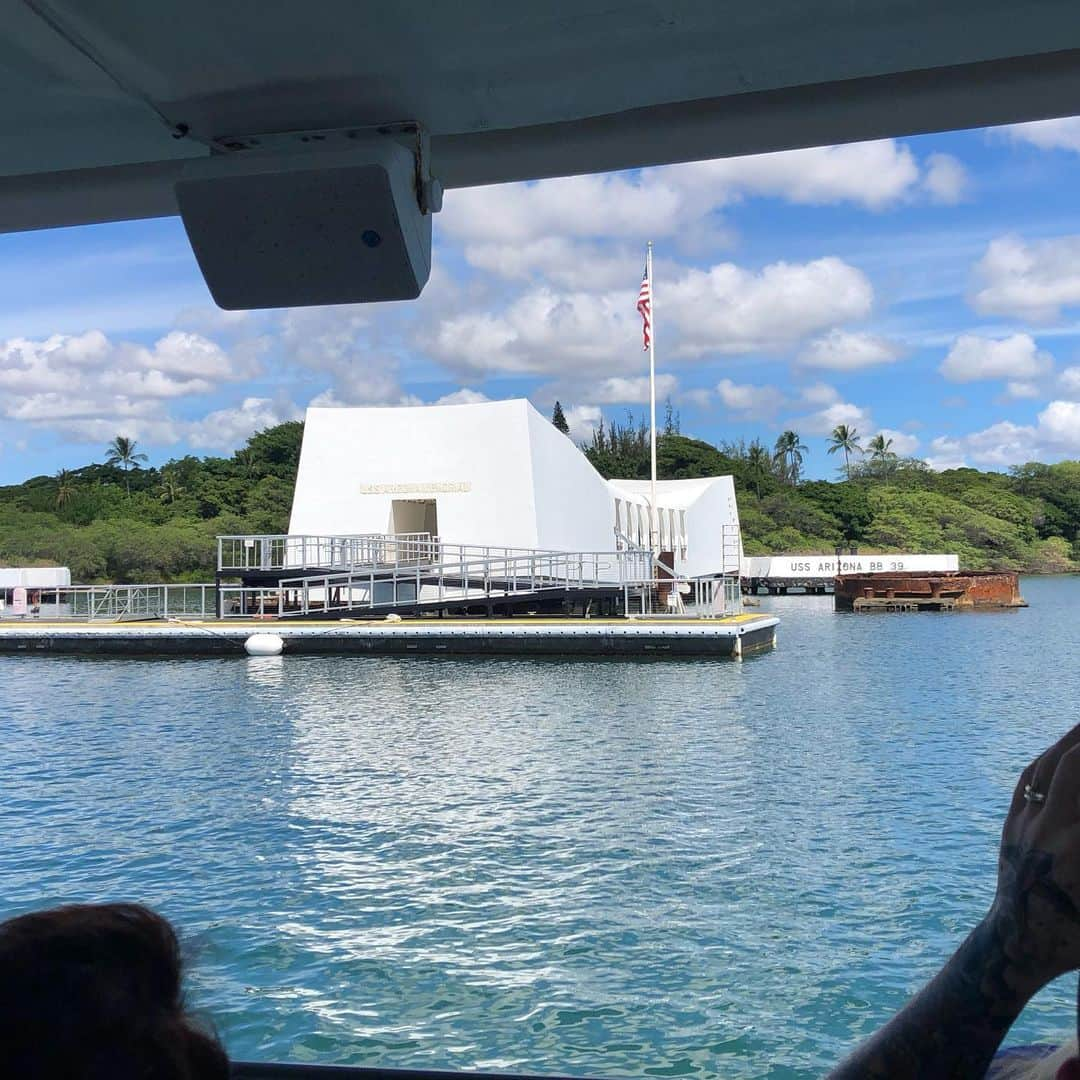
3 1 1080 235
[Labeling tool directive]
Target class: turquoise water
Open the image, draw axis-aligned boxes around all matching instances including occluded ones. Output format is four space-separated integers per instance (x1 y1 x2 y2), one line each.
1 575 1078 1077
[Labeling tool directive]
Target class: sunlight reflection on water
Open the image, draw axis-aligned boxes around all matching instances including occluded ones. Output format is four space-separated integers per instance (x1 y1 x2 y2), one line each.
0 576 1077 1077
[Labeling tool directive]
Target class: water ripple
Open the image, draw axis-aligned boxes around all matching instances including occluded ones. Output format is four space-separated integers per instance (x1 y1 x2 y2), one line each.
0 577 1077 1077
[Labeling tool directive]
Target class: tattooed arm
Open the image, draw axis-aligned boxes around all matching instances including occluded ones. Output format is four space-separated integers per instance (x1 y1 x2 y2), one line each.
829 726 1080 1080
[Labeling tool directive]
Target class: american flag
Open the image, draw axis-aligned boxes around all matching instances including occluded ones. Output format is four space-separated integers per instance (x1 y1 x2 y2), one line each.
636 264 651 351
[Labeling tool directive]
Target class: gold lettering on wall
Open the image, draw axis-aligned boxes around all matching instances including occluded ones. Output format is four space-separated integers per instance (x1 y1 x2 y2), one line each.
359 482 472 494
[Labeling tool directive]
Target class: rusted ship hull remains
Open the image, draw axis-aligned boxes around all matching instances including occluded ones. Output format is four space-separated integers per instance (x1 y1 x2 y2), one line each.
834 570 1026 612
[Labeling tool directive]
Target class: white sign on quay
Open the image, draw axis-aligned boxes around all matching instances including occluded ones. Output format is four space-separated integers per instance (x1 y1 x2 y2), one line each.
741 554 960 580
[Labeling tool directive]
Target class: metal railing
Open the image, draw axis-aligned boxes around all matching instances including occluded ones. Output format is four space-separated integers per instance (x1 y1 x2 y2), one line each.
0 584 217 622
217 533 439 574
1 535 743 623
220 546 653 619
622 575 742 617
0 573 742 623
219 542 742 621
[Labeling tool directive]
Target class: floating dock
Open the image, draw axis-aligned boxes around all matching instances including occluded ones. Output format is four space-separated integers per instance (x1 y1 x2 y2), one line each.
0 614 779 658
834 570 1026 612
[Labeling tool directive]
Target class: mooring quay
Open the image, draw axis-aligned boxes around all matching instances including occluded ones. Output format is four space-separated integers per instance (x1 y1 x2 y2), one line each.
0 615 778 658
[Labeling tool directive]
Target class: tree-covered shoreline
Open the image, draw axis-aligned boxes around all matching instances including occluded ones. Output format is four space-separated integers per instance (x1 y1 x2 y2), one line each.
1 416 1077 582
0 423 303 582
583 413 1080 574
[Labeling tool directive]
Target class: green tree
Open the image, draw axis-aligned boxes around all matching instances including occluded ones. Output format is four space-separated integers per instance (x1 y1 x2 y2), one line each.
826 424 862 480
159 475 185 505
551 400 570 435
54 469 76 510
241 421 304 478
663 397 680 435
104 435 148 494
867 433 897 479
773 430 808 485
745 440 774 498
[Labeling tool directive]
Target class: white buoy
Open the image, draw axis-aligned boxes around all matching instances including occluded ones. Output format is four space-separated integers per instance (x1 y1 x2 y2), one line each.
245 633 284 656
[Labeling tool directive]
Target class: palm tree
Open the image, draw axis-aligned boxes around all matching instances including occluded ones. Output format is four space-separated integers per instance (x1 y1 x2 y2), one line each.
55 468 75 510
745 440 773 498
867 433 897 479
105 435 148 494
773 430 808 485
159 475 184 505
827 424 863 481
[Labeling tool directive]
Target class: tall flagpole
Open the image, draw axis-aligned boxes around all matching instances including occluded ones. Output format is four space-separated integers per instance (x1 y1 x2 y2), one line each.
647 240 657 553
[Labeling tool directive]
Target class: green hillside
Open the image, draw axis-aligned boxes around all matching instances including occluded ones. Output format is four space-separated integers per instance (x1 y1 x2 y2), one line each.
584 415 1080 574
0 417 1077 582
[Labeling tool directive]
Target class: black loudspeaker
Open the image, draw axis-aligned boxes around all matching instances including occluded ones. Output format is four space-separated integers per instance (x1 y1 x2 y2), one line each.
175 141 432 310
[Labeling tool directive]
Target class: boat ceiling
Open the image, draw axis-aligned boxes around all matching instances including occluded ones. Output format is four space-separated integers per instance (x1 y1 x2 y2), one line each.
3 1 1080 229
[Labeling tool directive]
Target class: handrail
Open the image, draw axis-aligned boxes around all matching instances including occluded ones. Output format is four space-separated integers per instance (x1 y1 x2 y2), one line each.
0 584 218 622
217 533 655 575
219 544 738 620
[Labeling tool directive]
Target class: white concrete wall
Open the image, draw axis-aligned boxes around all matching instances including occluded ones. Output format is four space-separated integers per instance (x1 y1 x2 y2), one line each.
742 554 960 579
289 400 743 579
607 476 741 577
526 404 618 553
289 400 541 548
678 477 742 578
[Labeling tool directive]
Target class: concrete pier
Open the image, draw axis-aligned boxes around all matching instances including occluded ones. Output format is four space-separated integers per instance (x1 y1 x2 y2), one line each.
0 614 779 658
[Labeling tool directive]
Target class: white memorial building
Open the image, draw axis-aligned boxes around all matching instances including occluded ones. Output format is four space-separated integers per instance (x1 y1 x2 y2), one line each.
289 399 742 578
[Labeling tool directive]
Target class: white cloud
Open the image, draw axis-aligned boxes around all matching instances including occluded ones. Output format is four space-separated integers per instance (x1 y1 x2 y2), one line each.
924 435 968 471
433 388 491 406
925 400 1080 469
1003 117 1080 153
786 384 873 436
715 378 783 418
939 333 1053 383
581 374 679 404
679 140 922 211
463 237 637 290
442 140 957 284
680 388 713 408
797 329 901 371
1059 366 1080 398
876 428 920 456
922 153 969 204
564 404 603 443
1035 400 1080 451
0 328 255 445
279 305 371 369
798 400 874 436
800 382 841 406
1004 380 1041 400
665 257 873 358
186 397 302 451
428 287 637 376
427 255 873 376
173 306 255 336
971 234 1080 321
933 422 1038 468
443 173 686 245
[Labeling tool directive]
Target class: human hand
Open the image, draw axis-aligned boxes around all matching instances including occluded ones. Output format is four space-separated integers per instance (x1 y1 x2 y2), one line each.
989 724 1080 994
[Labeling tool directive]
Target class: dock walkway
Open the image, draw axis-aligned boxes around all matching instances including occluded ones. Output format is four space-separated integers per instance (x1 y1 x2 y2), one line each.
0 614 778 658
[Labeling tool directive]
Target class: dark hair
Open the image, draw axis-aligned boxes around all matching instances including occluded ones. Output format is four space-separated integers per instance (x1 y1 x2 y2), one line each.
0 902 229 1078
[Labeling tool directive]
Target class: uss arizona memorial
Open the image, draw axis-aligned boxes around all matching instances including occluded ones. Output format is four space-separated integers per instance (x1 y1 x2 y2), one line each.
288 398 743 579
0 397 957 628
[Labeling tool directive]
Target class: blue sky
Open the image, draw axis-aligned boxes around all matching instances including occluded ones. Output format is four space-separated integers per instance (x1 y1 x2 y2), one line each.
4 116 1080 483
